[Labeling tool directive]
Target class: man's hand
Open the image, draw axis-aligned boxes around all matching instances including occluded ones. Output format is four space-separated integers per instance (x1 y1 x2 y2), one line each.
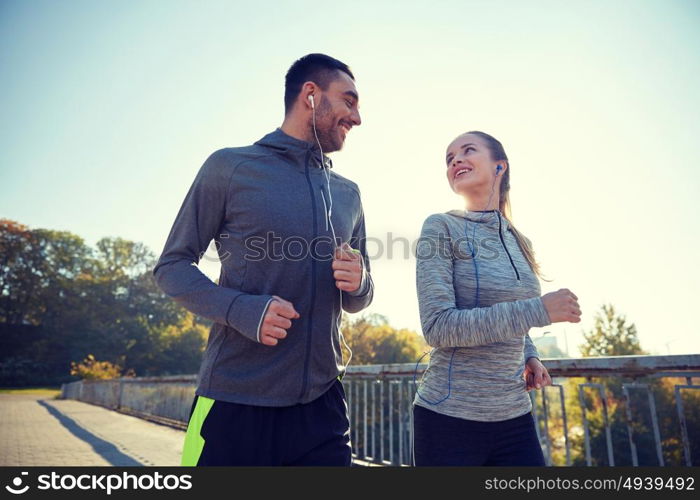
260 295 299 346
524 357 552 391
332 242 363 293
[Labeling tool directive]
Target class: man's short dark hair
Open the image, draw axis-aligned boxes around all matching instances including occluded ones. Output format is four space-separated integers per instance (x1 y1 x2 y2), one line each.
284 53 354 114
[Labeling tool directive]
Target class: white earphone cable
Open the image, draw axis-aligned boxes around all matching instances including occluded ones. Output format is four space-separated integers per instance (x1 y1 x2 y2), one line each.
311 98 353 371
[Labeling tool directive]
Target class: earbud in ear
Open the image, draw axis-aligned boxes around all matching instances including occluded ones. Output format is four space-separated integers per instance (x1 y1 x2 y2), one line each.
308 94 315 109
496 165 503 175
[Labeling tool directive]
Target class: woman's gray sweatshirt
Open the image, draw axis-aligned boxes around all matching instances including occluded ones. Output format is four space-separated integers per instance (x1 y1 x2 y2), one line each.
413 209 552 422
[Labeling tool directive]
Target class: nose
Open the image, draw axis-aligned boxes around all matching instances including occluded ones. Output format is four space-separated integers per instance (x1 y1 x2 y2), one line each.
350 108 361 126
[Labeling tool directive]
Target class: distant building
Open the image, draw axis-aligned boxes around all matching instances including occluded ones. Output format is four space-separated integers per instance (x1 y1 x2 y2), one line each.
533 335 557 350
533 335 567 358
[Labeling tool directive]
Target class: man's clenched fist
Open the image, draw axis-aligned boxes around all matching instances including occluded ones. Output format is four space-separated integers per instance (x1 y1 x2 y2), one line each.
260 295 299 346
332 242 363 293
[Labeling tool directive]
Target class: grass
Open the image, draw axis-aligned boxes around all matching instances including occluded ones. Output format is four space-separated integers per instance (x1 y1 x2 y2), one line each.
0 386 62 397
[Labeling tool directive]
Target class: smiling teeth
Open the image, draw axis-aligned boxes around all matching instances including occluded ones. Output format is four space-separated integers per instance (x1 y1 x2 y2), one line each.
456 169 471 176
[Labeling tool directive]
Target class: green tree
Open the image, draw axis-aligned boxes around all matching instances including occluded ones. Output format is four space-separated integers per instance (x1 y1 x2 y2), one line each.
550 304 698 466
580 303 645 357
0 220 92 325
0 220 209 385
340 313 427 365
569 304 645 465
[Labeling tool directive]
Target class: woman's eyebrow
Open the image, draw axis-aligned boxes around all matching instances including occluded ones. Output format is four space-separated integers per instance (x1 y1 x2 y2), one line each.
446 143 477 162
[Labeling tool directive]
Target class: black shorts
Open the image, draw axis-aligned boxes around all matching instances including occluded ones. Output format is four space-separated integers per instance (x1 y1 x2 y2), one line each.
181 379 352 466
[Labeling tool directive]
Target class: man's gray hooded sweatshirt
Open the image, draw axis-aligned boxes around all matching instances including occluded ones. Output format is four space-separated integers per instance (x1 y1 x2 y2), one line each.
414 209 551 422
153 128 373 407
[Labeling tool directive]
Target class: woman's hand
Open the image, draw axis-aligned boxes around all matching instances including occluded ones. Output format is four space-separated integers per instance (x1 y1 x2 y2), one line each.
541 288 581 323
524 357 552 391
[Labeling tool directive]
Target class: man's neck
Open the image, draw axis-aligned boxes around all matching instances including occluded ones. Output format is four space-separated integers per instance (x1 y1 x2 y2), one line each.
280 118 312 144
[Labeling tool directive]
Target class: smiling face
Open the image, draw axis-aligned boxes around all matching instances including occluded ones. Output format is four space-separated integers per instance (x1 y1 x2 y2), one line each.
445 133 503 197
312 71 361 153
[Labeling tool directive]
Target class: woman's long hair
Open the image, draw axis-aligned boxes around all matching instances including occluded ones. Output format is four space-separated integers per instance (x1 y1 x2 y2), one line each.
465 131 549 281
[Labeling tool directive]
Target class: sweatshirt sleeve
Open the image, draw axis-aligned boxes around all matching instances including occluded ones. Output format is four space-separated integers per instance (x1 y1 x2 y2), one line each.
152 150 274 343
524 334 540 361
416 214 551 348
342 198 374 313
521 236 543 361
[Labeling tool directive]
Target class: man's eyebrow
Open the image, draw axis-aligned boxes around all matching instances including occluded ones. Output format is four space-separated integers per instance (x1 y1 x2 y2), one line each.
343 90 359 102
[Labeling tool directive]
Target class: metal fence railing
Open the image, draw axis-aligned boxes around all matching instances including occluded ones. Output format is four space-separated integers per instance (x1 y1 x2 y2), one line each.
61 354 700 466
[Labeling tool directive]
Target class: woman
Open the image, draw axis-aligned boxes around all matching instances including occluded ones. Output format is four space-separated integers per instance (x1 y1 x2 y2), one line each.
412 131 581 466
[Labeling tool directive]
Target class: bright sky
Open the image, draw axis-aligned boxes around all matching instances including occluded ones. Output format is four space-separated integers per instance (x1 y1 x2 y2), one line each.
2 0 699 356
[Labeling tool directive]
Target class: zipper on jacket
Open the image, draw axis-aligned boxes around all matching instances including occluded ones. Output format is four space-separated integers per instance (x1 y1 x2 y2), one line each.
496 212 521 281
320 187 329 232
299 150 318 401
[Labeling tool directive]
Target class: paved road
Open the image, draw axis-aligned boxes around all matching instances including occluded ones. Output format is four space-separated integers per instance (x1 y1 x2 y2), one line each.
0 394 185 466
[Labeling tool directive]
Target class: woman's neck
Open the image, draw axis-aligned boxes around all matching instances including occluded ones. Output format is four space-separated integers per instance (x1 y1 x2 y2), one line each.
465 191 500 212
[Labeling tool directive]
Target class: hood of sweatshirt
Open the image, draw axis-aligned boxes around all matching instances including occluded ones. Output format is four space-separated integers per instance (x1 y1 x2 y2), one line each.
446 209 511 236
254 127 333 169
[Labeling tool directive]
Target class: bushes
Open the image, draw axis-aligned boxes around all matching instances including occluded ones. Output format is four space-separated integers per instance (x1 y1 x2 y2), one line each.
70 354 123 381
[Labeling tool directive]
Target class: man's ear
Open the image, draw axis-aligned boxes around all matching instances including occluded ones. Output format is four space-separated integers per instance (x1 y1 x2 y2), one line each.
301 81 318 110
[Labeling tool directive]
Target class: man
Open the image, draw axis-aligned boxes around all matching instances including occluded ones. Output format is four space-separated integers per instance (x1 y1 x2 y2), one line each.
153 53 373 466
